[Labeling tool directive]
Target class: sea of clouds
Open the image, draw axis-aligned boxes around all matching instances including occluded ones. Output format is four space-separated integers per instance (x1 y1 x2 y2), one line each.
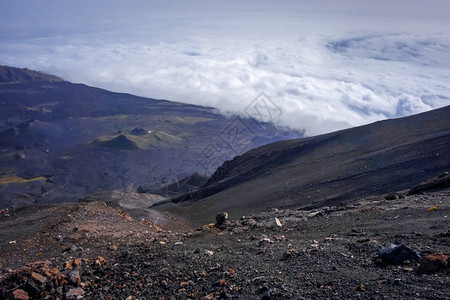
1 0 449 136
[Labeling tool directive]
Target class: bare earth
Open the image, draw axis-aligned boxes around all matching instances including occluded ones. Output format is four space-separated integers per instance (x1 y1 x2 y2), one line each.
0 188 449 299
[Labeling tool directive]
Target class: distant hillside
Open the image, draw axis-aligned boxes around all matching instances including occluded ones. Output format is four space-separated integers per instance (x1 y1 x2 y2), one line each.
158 106 450 224
0 65 63 83
0 66 303 208
90 134 141 150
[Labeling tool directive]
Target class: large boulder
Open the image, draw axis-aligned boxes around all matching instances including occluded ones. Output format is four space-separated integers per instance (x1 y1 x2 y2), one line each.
376 242 421 265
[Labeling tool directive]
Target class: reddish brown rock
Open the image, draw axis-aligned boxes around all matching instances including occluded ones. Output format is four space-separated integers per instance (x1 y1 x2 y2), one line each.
95 256 107 266
73 258 82 267
419 253 448 273
42 265 65 283
12 289 29 300
30 272 46 284
66 287 85 299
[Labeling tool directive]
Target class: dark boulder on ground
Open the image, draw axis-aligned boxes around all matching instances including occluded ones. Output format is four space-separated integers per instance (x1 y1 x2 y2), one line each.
215 212 228 227
419 253 448 273
375 242 421 265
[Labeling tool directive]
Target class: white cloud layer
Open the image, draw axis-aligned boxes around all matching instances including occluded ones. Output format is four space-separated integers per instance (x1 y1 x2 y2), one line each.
0 0 449 135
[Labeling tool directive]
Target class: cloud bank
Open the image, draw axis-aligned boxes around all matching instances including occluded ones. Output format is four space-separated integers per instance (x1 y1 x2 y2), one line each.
0 0 449 135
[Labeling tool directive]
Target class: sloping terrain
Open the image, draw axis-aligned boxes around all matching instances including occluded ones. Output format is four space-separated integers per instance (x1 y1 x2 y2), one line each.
0 67 62 83
0 66 448 299
151 172 210 198
0 187 448 299
158 106 450 224
0 66 302 208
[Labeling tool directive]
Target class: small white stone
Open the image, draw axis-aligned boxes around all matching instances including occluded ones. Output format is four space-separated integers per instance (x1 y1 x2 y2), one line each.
274 217 282 227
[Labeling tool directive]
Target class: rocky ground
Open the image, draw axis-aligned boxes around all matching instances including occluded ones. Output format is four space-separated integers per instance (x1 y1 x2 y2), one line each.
0 188 449 299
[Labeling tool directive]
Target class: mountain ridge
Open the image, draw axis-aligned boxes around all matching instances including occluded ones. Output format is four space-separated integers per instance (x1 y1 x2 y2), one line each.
157 105 450 224
0 66 303 208
0 65 63 83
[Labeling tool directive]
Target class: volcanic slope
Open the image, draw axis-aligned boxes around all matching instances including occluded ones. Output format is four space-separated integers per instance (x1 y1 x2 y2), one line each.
158 106 450 224
0 65 302 208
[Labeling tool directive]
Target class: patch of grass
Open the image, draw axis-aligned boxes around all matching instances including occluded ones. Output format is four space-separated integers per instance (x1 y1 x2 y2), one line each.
428 206 438 212
0 175 46 184
126 131 183 149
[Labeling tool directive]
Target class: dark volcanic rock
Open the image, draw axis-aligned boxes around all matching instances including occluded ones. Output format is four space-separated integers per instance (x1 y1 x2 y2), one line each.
376 242 421 265
25 272 47 296
385 193 399 200
216 212 228 227
419 253 448 273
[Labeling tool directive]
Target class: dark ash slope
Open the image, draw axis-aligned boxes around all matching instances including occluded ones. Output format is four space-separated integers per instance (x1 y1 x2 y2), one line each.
159 106 450 224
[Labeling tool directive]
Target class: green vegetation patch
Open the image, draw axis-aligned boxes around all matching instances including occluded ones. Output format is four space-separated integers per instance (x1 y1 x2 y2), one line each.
90 130 184 150
0 175 46 185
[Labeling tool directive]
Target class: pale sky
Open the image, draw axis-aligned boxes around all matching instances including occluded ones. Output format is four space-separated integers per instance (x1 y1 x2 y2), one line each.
1 0 449 135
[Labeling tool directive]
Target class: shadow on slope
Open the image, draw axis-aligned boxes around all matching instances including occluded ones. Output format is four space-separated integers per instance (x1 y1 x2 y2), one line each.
141 172 210 198
156 106 450 224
